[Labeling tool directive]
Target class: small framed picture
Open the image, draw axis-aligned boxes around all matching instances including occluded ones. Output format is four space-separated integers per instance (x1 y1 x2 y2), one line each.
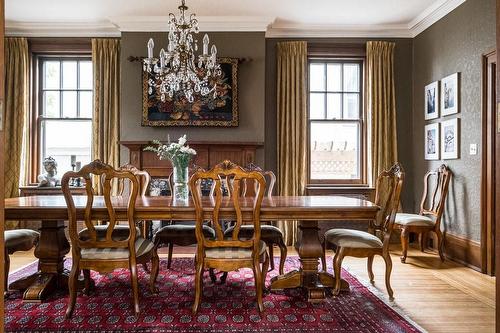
425 123 440 160
425 81 439 120
441 73 459 116
441 118 460 159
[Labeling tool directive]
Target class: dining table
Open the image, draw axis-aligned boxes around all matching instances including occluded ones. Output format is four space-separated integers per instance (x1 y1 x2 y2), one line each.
4 195 379 303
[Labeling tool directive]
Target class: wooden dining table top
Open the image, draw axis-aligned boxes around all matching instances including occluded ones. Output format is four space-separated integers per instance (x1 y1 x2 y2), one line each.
4 195 379 222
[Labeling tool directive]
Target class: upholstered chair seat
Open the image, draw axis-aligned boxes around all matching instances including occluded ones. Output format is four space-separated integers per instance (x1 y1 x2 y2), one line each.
5 229 39 252
79 225 141 241
394 213 435 227
154 224 216 245
325 229 383 249
80 237 155 260
205 240 267 259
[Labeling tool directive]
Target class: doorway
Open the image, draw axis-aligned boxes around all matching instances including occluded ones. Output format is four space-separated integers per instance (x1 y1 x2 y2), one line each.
481 50 497 275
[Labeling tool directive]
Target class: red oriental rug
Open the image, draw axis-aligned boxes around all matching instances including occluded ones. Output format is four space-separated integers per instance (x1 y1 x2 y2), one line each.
5 257 423 333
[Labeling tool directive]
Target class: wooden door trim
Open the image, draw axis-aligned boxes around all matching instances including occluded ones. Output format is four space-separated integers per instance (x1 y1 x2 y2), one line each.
481 49 497 275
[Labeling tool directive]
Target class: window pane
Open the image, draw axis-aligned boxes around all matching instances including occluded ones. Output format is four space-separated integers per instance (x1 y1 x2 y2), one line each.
327 64 342 91
327 93 341 119
41 120 92 174
43 61 60 89
79 91 93 118
310 121 360 180
310 93 325 119
62 61 77 89
309 63 325 91
343 93 360 119
343 64 360 92
79 61 93 89
43 91 60 117
62 91 77 118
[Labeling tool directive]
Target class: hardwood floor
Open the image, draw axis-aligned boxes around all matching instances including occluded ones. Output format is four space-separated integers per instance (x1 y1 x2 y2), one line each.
8 244 495 333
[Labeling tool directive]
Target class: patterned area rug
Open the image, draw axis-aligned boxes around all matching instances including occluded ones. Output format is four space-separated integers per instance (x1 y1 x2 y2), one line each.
5 257 422 333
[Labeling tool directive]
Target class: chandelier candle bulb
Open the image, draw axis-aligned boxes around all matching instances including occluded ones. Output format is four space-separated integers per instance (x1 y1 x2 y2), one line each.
147 38 154 59
203 34 209 56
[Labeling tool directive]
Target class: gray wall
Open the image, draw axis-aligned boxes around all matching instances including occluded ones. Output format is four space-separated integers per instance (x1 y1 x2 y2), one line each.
265 38 414 211
411 0 495 241
120 32 266 165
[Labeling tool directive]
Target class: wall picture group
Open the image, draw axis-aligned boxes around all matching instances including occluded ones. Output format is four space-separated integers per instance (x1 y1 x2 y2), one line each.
424 73 460 160
142 57 239 127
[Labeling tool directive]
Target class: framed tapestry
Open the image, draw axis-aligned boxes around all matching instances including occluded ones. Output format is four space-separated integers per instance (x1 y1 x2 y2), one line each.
142 57 239 127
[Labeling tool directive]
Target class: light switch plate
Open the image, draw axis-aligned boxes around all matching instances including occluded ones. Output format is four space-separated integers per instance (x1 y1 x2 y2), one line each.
469 143 477 155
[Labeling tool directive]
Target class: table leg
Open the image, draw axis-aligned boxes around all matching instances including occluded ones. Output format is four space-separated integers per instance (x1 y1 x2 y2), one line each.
9 220 75 302
270 221 349 302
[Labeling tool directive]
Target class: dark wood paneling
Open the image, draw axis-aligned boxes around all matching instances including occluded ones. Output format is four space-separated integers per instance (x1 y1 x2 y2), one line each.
1 0 5 328
120 141 264 179
496 0 500 330
429 232 482 272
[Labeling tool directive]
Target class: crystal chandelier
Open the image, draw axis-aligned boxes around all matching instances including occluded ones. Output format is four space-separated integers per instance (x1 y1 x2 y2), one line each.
143 0 222 103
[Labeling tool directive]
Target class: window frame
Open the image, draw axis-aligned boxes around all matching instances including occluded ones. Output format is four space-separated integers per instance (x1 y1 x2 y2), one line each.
307 57 367 186
32 54 93 179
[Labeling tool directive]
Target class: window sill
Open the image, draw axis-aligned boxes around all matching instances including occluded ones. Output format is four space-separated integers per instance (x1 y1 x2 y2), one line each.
305 184 375 197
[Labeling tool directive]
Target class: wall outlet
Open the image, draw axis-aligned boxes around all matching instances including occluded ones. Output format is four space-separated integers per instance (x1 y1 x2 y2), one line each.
469 143 477 155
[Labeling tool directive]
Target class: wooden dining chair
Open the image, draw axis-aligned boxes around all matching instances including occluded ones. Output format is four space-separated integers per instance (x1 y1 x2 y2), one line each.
61 160 159 318
190 160 270 314
322 163 404 299
223 163 287 275
394 164 452 263
152 165 216 270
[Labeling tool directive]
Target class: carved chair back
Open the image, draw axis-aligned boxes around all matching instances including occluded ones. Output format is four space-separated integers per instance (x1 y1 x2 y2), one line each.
373 163 405 252
62 160 139 256
419 164 452 227
242 163 276 198
99 164 150 197
189 160 267 257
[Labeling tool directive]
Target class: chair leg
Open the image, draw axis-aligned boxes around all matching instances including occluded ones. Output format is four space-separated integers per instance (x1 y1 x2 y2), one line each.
83 269 91 296
4 252 10 294
367 255 375 283
321 241 327 272
192 261 203 314
150 249 160 293
267 243 275 271
65 260 80 319
253 260 264 313
167 243 174 269
262 252 270 291
400 228 409 263
220 271 228 284
435 229 445 262
382 253 394 299
130 262 140 315
419 232 425 252
333 247 345 296
277 238 287 275
209 269 217 284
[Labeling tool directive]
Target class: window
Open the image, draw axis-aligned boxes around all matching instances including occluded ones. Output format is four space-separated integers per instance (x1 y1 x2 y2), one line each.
37 57 93 175
308 59 365 184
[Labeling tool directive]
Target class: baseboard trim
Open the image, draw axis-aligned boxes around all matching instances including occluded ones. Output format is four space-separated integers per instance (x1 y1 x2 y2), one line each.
429 232 482 272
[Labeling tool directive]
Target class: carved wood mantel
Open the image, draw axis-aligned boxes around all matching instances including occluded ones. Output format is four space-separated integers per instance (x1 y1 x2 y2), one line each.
120 141 263 177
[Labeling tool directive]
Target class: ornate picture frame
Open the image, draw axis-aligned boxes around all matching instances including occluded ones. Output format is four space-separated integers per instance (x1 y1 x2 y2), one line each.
142 57 239 127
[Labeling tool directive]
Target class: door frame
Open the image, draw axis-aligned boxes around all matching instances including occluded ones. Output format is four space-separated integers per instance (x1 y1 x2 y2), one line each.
481 49 497 275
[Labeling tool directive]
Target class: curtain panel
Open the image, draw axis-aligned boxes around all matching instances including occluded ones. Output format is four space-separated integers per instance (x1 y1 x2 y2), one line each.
276 41 308 245
91 38 121 194
366 41 398 184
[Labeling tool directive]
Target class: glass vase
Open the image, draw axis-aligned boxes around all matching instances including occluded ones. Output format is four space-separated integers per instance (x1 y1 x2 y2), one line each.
172 165 189 202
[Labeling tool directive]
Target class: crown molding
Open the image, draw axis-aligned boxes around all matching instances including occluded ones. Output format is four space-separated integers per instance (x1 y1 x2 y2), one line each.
266 24 412 38
409 0 466 37
109 16 275 32
5 20 120 37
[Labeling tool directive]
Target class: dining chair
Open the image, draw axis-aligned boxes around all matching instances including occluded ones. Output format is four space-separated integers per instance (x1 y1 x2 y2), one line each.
322 163 404 299
4 229 39 295
61 160 159 318
223 163 287 275
394 164 452 263
190 160 269 314
152 165 217 270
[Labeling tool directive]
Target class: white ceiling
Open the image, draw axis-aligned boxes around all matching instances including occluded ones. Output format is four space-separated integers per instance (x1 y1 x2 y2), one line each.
5 0 466 38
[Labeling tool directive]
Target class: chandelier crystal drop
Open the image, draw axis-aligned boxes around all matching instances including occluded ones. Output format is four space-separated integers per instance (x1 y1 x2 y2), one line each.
143 0 222 103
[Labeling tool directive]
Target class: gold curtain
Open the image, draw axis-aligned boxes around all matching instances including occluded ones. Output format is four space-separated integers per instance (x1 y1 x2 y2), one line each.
367 41 398 184
276 41 308 245
4 38 29 229
92 38 120 194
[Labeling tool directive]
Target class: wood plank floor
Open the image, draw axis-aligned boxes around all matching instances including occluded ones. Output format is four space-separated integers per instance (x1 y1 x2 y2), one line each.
8 244 495 333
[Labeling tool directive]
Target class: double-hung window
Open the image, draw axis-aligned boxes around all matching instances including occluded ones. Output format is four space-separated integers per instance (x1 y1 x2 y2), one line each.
308 59 365 185
37 57 93 175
